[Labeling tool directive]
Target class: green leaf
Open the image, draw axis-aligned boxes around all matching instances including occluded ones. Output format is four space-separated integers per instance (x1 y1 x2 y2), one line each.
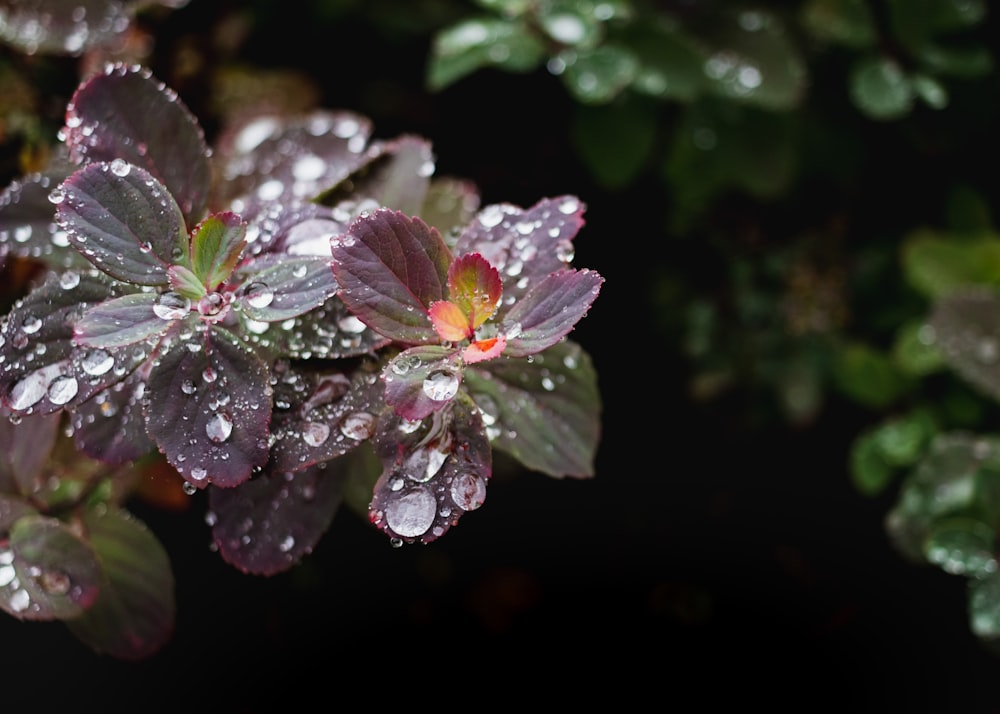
558 43 640 104
3 515 101 620
625 18 705 101
924 516 997 576
849 430 898 497
832 340 911 408
871 408 937 467
800 0 877 48
190 212 247 291
901 229 1000 299
891 319 945 377
168 264 207 301
465 340 600 477
849 55 913 120
427 17 546 91
969 571 1000 638
917 42 993 78
571 96 658 189
65 507 174 660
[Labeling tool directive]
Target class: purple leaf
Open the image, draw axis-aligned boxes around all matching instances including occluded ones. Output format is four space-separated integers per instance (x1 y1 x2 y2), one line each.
369 396 492 544
2 515 101 620
420 177 482 242
383 345 463 421
209 460 348 575
502 268 604 357
0 271 148 415
466 340 601 478
189 212 247 290
241 295 391 360
144 326 272 489
316 135 434 216
0 164 78 267
330 209 451 343
453 195 587 316
62 63 211 223
269 363 385 473
235 254 338 322
0 410 59 495
74 292 174 348
71 370 154 466
55 161 187 286
65 507 175 661
212 110 374 210
241 202 346 258
0 0 139 56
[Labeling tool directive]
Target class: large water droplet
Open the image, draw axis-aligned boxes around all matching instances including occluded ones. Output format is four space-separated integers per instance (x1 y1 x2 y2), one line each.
423 369 460 401
154 291 190 320
109 158 131 176
21 315 41 334
206 411 233 443
340 412 375 440
242 282 274 309
386 487 436 538
302 421 330 447
80 348 114 376
190 467 207 481
451 473 487 511
47 375 78 405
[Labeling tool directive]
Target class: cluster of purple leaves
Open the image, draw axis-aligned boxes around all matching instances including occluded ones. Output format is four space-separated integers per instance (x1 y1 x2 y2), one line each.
0 62 603 657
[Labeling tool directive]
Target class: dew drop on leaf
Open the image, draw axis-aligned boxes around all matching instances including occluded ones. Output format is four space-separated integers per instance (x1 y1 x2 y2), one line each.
154 291 191 320
242 282 274 309
386 487 436 538
109 158 131 177
423 369 459 401
21 315 41 334
181 379 196 395
47 375 78 405
301 421 330 446
190 467 207 481
340 411 375 440
59 271 80 289
450 473 487 511
81 348 114 376
206 411 233 443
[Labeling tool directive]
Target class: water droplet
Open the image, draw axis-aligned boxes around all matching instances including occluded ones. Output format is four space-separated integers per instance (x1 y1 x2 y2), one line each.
181 379 196 394
80 348 114 376
292 154 326 182
206 411 233 443
202 367 217 383
36 568 71 595
190 467 208 481
109 158 131 176
337 315 367 333
405 445 448 482
154 291 190 320
423 369 460 401
242 282 274 309
21 315 41 334
47 375 78 405
386 487 436 538
302 421 330 447
59 271 80 289
451 473 487 511
340 412 375 440
198 292 225 316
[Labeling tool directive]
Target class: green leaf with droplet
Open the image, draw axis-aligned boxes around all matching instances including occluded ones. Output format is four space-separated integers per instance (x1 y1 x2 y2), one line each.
625 18 706 101
925 516 997 576
891 319 945 377
427 17 546 91
4 515 101 620
190 211 247 291
872 408 937 467
969 571 1000 637
901 228 1000 299
849 55 913 120
538 7 600 49
558 43 639 104
65 507 174 660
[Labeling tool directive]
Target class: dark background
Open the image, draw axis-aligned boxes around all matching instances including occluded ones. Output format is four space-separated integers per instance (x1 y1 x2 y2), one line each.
3 1 1000 710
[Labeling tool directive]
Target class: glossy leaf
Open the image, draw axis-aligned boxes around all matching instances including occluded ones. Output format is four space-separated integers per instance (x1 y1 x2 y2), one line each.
71 370 155 466
502 268 604 357
558 44 640 104
74 292 174 348
210 461 348 575
331 209 451 343
0 271 146 415
369 395 492 544
383 346 462 421
65 507 175 660
0 164 79 267
925 516 997 576
235 254 338 322
429 300 471 342
466 340 600 477
427 16 545 90
448 252 502 330
62 63 211 223
269 364 385 473
927 288 1000 403
189 212 247 290
0 0 160 56
55 161 187 286
454 195 587 313
2 515 101 620
144 326 272 489
0 409 59 495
